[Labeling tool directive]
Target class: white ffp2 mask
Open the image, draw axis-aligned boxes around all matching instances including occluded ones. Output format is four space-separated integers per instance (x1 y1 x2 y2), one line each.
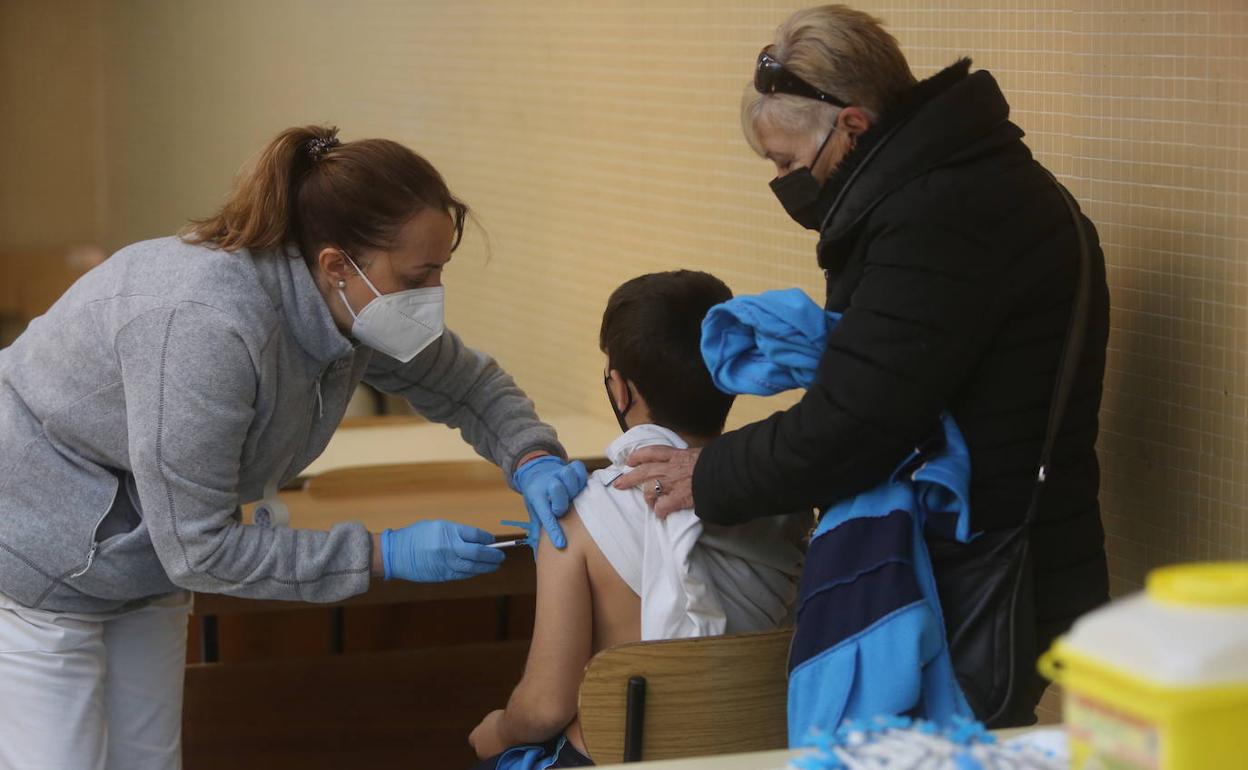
337 254 445 363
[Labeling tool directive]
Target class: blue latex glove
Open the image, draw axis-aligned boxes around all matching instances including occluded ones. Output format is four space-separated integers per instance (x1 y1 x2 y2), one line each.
512 456 588 549
380 520 505 582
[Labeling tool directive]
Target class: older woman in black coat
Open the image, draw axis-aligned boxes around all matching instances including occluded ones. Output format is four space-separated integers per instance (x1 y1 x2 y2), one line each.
617 5 1111 726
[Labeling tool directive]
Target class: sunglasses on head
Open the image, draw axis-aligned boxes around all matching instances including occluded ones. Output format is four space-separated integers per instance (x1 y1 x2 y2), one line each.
754 47 849 108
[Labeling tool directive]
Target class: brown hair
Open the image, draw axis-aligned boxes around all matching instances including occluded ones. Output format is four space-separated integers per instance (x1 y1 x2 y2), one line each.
600 271 735 438
183 125 467 264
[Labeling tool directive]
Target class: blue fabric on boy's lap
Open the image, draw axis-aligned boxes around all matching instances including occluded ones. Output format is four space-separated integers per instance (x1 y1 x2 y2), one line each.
471 735 593 770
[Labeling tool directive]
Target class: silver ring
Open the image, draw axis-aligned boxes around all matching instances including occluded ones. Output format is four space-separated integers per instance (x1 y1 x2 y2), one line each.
654 479 664 496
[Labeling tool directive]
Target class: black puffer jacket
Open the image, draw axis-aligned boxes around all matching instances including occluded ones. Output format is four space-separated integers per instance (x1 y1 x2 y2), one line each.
693 60 1110 721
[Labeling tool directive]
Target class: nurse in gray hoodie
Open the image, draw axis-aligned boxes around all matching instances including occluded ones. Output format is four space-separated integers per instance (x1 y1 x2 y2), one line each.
0 125 587 769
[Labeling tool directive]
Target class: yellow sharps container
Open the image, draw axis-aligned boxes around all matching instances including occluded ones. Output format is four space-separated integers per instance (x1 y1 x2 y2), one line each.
1039 562 1248 769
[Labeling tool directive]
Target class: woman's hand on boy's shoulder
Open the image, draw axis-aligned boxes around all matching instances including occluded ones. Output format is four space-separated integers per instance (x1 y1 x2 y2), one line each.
612 446 701 518
469 709 509 759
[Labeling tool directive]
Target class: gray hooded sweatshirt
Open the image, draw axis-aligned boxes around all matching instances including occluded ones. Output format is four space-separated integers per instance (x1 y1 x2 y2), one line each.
0 237 564 614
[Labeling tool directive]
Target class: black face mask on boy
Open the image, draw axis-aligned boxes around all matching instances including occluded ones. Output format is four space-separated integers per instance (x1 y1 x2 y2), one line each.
603 370 634 433
769 124 839 231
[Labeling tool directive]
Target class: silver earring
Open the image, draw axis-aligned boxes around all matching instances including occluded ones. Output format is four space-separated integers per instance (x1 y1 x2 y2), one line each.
337 280 346 288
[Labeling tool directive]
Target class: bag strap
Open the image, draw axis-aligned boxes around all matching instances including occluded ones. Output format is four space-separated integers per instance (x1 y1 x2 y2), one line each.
982 174 1094 727
1022 172 1094 526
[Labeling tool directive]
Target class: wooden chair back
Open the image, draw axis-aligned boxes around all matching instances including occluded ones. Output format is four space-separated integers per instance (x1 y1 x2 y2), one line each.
578 629 792 763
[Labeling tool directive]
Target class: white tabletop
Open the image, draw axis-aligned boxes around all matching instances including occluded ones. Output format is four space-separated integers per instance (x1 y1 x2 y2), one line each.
594 749 800 770
302 412 621 476
590 727 1059 769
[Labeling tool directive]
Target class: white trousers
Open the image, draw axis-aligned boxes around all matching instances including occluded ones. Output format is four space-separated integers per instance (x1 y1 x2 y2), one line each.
0 591 191 770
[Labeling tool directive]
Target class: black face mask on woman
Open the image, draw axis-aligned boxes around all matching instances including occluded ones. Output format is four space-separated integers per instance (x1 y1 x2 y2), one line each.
769 124 839 231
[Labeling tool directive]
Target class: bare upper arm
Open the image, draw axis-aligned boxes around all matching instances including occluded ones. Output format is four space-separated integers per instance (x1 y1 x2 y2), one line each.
504 506 595 733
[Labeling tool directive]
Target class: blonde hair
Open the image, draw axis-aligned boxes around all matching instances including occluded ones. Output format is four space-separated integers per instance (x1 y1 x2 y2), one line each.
741 5 916 156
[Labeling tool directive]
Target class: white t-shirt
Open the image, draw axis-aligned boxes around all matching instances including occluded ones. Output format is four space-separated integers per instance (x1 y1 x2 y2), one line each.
576 424 807 640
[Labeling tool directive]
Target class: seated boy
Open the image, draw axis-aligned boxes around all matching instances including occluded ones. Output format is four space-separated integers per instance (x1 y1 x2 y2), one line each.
468 271 807 768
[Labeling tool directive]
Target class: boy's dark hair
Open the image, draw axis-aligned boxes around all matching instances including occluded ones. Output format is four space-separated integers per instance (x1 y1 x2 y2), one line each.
599 270 735 438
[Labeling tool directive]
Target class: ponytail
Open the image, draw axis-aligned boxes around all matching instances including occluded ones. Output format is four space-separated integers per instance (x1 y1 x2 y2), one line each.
183 125 339 253
182 125 464 263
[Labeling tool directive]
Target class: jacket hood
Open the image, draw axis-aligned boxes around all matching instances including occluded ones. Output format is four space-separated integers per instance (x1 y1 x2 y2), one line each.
815 60 1024 263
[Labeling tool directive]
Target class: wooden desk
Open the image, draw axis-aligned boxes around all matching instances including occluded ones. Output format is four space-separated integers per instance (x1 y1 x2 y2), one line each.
184 466 540 768
194 480 533 617
301 412 621 477
190 470 537 667
0 251 96 321
184 641 534 770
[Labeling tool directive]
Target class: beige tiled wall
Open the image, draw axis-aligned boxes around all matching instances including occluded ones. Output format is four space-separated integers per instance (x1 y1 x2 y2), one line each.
0 0 106 252
7 1 1246 593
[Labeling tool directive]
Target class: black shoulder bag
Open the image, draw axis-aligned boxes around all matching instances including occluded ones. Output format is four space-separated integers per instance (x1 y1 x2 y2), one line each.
928 170 1093 726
